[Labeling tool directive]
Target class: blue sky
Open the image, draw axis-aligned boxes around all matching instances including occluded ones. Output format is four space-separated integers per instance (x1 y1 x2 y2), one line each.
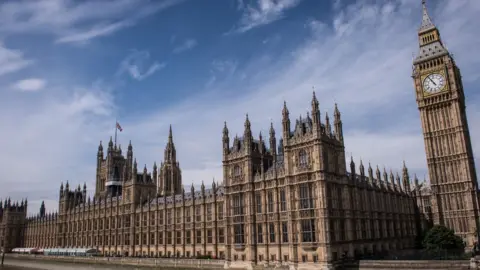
0 0 479 215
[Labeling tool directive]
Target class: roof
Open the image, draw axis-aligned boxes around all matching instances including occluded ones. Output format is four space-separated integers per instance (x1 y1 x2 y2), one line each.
419 0 435 33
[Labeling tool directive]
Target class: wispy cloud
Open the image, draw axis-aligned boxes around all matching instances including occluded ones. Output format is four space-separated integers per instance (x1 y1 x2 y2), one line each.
0 43 33 76
55 21 133 44
118 50 166 81
229 0 302 34
205 59 238 87
173 39 198 54
0 0 184 44
11 78 47 92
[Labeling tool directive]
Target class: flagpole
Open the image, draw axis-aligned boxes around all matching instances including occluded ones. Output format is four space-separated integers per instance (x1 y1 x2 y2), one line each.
114 118 118 147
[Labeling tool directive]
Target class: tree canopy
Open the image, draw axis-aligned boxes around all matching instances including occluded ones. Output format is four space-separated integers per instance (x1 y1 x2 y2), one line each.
422 225 465 252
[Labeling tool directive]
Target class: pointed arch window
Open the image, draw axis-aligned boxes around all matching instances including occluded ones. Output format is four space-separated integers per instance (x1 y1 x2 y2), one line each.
299 150 308 167
233 165 242 178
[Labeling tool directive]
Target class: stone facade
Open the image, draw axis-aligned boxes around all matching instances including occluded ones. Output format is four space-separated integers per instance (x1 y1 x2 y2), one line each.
0 2 478 270
221 102 417 269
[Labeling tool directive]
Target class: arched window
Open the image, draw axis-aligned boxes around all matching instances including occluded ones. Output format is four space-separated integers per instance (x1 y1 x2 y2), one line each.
233 165 242 177
299 150 308 166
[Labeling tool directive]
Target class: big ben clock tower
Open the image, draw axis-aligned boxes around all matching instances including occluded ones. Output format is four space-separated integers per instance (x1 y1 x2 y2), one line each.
412 0 479 246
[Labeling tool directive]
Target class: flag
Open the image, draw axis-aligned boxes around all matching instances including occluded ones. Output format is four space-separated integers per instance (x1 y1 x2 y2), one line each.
116 122 123 132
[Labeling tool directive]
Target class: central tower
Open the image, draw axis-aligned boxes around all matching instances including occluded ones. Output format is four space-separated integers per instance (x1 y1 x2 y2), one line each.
412 0 479 245
158 125 182 196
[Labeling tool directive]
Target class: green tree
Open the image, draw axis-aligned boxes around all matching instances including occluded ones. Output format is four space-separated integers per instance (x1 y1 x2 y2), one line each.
422 225 465 253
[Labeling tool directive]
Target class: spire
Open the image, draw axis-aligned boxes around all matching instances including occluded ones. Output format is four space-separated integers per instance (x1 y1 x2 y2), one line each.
40 201 46 217
282 101 289 118
389 169 395 187
282 101 291 140
402 161 411 192
396 172 402 191
269 122 275 138
325 112 331 135
334 103 341 120
98 141 103 153
368 162 374 184
311 89 321 128
223 121 229 137
311 89 319 108
164 125 176 163
108 136 113 149
223 121 230 154
419 0 435 33
350 156 356 177
383 167 388 185
269 122 276 155
133 158 138 176
333 103 343 142
152 161 158 184
244 114 252 138
414 0 448 64
168 124 173 143
359 159 365 176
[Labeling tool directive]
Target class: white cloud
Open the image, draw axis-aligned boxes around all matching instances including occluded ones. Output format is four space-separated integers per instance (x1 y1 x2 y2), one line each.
0 0 184 44
0 42 33 76
229 0 302 33
173 39 198 54
1 0 480 215
118 50 166 81
11 78 46 92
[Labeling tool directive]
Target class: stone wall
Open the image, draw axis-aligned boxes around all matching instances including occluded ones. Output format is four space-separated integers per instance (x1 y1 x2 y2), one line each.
6 254 225 269
343 259 474 269
5 254 478 269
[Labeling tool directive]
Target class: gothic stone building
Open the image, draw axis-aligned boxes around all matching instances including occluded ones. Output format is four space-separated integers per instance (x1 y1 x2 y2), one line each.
1 2 478 270
17 99 418 270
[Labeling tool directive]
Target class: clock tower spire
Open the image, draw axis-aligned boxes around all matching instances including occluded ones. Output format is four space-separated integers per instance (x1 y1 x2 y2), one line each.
412 0 479 246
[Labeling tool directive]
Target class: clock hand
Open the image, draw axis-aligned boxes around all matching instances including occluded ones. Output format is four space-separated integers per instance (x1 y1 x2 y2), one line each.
428 77 437 86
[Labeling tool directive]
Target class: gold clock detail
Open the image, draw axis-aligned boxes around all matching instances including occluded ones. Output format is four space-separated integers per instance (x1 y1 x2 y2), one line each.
423 73 446 94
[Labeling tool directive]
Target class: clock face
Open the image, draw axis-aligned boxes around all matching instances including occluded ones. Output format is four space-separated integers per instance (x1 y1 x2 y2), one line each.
423 73 446 93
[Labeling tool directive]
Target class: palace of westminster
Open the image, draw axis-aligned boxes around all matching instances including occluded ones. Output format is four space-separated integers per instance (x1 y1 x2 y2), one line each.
0 2 478 269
